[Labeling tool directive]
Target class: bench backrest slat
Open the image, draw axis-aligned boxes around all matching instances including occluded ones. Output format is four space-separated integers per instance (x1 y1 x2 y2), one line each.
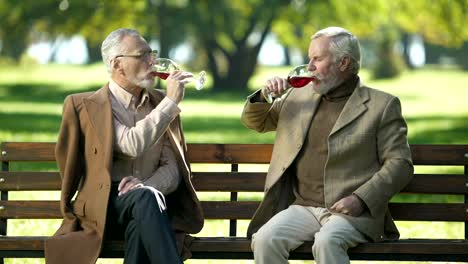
1 142 56 162
0 201 466 221
1 142 468 227
0 172 60 191
0 171 466 194
187 144 272 164
410 144 468 165
3 142 468 165
0 172 468 194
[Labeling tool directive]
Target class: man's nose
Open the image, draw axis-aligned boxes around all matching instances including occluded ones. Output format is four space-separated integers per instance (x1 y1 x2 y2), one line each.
149 56 156 66
307 62 316 72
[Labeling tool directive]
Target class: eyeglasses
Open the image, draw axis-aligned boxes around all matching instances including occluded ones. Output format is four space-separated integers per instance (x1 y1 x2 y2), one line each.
114 50 158 61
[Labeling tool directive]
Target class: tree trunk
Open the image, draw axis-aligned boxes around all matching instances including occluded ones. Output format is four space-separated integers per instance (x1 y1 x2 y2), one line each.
209 13 276 92
283 46 291 66
1 32 27 62
214 47 258 92
372 28 406 79
86 42 102 64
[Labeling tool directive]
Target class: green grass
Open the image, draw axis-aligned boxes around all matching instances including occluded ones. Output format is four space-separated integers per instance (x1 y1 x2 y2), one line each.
1 63 468 264
1 64 468 144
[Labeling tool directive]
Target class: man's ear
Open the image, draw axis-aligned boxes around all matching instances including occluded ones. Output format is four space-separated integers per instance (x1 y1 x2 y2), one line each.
339 56 351 72
111 59 124 75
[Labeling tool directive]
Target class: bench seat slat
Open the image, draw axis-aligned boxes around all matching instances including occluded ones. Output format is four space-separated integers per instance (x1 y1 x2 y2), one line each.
0 201 467 221
1 172 466 194
1 236 468 261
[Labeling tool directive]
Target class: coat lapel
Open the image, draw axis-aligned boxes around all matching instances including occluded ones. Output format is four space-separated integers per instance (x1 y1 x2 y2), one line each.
168 123 191 174
83 85 113 152
330 83 369 136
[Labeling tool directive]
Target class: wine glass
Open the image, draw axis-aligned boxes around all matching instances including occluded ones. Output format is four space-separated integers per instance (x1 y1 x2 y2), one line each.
264 64 314 103
152 58 207 90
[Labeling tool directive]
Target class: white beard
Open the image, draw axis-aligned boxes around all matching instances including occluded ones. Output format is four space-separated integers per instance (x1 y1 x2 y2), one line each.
312 65 342 95
129 73 155 90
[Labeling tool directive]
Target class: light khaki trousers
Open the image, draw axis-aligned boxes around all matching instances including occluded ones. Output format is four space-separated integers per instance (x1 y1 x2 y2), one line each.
251 205 368 264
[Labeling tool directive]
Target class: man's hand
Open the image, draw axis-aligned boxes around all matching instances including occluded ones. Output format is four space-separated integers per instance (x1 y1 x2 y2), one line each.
165 70 193 104
118 176 144 196
330 194 366 217
261 76 290 102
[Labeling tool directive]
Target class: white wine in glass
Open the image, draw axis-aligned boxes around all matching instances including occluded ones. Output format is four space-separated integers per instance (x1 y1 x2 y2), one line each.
152 58 207 90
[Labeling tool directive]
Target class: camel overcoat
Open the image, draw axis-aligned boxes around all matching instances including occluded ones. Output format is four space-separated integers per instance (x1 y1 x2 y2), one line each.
242 81 413 242
45 85 204 264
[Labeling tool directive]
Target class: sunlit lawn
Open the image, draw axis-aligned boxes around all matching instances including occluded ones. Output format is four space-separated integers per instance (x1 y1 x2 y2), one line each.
1 63 467 263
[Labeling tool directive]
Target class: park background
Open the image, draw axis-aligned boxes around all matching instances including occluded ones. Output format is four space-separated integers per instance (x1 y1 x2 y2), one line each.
1 0 467 263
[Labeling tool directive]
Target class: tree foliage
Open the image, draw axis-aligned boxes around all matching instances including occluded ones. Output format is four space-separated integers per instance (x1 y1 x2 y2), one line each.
395 0 468 48
184 0 290 91
1 0 467 87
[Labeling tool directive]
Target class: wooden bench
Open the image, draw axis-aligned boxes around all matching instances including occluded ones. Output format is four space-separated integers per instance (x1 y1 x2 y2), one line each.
1 142 468 262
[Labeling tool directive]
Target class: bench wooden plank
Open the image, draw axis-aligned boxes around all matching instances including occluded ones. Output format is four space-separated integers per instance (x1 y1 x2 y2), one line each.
187 144 272 164
190 237 468 255
3 142 468 165
403 173 467 194
1 142 468 262
0 143 274 164
0 142 56 162
410 144 468 165
1 201 467 221
1 171 466 194
192 172 265 191
0 172 59 191
1 236 468 261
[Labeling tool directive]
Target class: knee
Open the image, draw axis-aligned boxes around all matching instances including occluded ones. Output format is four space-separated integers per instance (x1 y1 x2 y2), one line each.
312 231 346 253
132 189 160 215
135 188 156 204
251 229 284 253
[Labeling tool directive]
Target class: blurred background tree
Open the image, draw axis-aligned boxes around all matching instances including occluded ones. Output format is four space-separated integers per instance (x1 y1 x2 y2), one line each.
0 0 467 90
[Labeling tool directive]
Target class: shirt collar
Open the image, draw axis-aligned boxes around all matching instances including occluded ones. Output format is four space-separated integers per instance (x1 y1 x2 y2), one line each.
108 79 149 109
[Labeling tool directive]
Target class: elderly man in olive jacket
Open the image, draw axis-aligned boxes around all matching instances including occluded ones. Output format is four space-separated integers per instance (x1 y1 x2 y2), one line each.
242 27 413 264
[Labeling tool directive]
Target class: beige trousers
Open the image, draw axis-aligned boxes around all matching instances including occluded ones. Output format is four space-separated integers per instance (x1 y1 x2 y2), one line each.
251 205 368 264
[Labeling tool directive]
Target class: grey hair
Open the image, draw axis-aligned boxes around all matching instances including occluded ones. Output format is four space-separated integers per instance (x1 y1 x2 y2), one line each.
312 27 361 74
101 28 142 74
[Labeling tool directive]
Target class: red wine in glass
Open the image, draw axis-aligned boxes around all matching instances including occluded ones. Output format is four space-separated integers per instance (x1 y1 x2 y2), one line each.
287 76 314 88
152 72 170 80
264 64 314 103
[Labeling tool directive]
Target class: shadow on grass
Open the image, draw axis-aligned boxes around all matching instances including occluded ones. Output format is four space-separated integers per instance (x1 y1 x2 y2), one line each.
0 112 62 133
0 83 100 104
0 82 251 104
2 81 467 144
407 115 468 144
184 88 251 102
182 116 245 133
